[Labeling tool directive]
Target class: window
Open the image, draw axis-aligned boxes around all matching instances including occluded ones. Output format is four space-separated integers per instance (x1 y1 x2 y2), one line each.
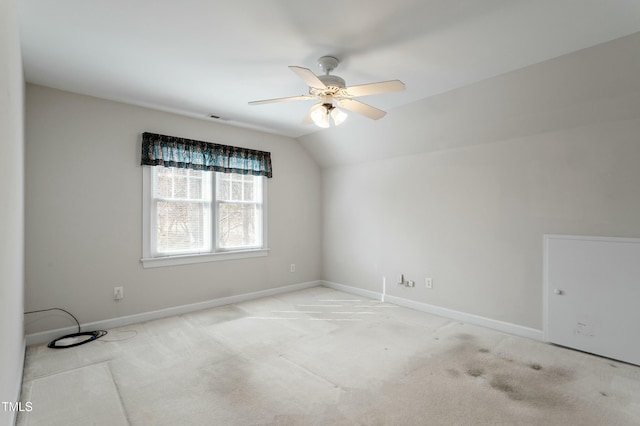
216 172 263 250
142 166 267 267
152 167 212 256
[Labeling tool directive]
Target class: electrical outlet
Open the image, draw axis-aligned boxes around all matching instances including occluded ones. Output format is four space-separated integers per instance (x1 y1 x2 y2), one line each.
290 264 296 273
407 280 415 287
425 277 433 289
114 286 124 300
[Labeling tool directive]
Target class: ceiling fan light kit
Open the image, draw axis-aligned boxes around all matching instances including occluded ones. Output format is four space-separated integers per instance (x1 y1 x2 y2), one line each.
249 56 405 128
310 103 348 128
330 106 348 126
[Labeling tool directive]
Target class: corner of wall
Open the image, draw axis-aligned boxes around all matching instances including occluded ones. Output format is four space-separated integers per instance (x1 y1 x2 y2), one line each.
1 1 27 424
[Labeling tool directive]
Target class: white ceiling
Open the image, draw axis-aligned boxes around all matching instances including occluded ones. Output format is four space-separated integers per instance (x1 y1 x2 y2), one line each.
18 0 640 138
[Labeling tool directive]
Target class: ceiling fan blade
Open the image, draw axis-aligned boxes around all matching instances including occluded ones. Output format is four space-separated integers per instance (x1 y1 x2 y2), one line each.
248 95 313 105
337 98 387 120
344 80 405 97
289 66 327 89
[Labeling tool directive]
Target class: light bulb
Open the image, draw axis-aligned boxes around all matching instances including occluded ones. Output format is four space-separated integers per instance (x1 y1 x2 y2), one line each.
318 113 330 128
310 105 330 128
331 107 348 126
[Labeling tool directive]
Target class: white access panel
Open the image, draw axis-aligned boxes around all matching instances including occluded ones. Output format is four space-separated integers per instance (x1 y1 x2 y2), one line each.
544 234 640 365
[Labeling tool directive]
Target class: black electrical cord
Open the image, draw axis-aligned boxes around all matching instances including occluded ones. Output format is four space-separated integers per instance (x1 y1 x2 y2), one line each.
24 308 108 349
25 308 81 333
46 330 108 349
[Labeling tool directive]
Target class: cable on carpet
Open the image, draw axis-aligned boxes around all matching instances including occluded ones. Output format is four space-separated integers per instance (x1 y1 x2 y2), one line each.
24 308 108 349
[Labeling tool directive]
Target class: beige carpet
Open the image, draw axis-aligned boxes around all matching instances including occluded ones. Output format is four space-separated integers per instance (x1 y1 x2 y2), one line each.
18 287 640 425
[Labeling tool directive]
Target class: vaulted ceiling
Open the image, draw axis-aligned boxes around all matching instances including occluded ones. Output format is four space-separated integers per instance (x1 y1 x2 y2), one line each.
19 0 640 139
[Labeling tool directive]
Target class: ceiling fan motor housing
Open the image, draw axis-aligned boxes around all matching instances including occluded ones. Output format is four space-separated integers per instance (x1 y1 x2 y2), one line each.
318 74 345 89
311 75 346 98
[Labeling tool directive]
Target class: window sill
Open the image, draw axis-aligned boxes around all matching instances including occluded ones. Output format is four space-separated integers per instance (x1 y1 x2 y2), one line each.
141 248 269 269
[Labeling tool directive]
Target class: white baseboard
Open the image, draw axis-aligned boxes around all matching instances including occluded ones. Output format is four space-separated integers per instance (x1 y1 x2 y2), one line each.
25 280 321 346
321 280 384 301
321 280 543 341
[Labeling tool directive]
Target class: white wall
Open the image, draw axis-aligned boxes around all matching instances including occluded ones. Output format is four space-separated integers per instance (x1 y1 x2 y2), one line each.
311 33 640 330
0 0 25 424
25 85 322 334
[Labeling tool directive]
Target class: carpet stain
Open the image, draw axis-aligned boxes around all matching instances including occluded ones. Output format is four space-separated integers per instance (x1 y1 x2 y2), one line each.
490 376 524 401
456 333 475 341
430 338 577 410
542 366 574 384
466 367 484 377
480 359 573 408
348 336 582 425
446 368 461 378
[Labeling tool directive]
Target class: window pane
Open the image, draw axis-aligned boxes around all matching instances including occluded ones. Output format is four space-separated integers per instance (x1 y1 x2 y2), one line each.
156 201 210 253
218 202 260 248
219 177 229 200
174 174 188 198
231 180 242 201
188 175 202 199
155 167 174 198
243 181 254 201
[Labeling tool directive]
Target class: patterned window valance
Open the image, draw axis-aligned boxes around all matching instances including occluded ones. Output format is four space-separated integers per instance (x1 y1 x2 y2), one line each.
141 132 273 178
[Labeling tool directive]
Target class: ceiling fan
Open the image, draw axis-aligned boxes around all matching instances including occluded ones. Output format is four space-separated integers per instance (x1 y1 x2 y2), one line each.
249 56 405 128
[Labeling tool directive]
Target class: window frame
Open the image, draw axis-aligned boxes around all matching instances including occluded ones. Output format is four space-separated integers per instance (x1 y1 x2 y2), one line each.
141 166 268 268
